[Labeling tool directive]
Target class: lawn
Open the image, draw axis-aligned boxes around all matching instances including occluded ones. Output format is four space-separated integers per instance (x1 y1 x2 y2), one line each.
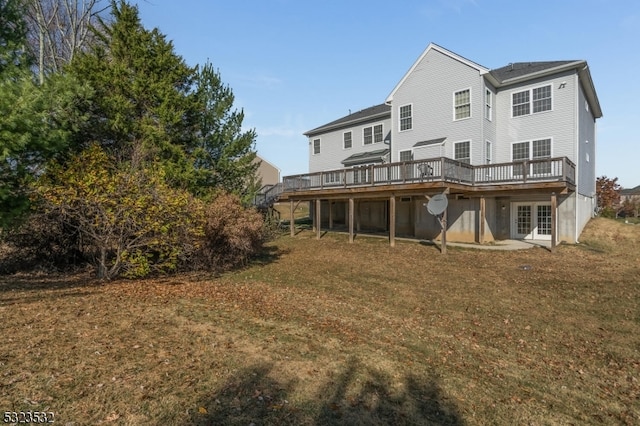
0 218 638 425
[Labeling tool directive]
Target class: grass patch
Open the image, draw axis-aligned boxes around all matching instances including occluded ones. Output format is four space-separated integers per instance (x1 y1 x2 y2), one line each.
0 217 638 424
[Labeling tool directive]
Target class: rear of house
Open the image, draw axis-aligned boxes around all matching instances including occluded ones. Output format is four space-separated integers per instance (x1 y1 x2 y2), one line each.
281 43 602 245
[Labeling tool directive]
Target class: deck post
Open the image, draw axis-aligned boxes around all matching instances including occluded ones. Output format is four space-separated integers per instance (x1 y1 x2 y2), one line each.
389 195 396 247
329 201 333 230
290 200 295 237
315 199 321 240
349 198 354 243
441 208 447 255
356 201 361 232
551 192 557 251
479 196 486 243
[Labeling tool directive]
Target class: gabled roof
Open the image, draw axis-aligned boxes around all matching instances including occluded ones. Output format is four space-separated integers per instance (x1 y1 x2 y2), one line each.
486 60 603 118
304 104 391 137
489 61 579 83
341 148 390 166
621 185 640 195
386 43 490 103
414 137 446 148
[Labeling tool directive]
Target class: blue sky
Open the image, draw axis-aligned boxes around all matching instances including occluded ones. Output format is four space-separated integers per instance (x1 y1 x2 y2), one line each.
133 0 640 188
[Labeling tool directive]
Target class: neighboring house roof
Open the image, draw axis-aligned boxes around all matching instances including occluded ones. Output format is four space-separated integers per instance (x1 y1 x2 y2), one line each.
621 185 640 196
304 103 391 137
341 148 390 166
413 137 447 148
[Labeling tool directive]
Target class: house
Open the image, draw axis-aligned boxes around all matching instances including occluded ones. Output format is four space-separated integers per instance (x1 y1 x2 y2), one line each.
619 185 640 217
254 155 281 188
279 43 602 246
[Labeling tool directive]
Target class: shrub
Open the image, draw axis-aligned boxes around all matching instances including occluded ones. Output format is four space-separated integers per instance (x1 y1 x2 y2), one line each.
198 192 265 271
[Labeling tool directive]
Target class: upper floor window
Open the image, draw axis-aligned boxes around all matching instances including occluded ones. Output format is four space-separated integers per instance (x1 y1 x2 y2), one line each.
343 132 352 149
313 138 320 155
512 138 552 175
512 84 552 117
374 124 383 143
485 89 492 121
399 104 412 131
454 141 471 164
454 89 471 120
364 124 384 145
364 127 372 145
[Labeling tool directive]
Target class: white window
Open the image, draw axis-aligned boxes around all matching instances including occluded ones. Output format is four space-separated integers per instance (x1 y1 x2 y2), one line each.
399 150 413 162
454 89 471 120
363 124 383 145
373 124 383 143
399 104 412 131
485 89 492 121
343 132 352 149
512 84 552 117
363 127 373 145
512 138 552 175
485 140 492 164
454 141 471 164
313 138 320 155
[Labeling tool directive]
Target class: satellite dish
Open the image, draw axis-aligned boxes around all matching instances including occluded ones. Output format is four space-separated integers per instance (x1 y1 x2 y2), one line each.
425 194 448 216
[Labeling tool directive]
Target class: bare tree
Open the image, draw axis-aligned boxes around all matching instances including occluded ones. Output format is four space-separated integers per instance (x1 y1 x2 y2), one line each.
24 0 110 84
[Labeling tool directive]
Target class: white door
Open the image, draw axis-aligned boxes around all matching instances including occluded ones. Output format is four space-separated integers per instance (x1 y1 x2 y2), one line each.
511 202 552 240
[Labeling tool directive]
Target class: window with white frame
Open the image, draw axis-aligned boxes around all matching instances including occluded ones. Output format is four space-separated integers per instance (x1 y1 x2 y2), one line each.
485 89 492 121
364 124 384 145
373 124 383 143
363 127 373 145
399 104 412 131
343 131 352 149
399 150 413 162
313 138 320 155
512 138 552 175
512 84 552 117
485 140 492 164
454 141 471 164
454 89 471 120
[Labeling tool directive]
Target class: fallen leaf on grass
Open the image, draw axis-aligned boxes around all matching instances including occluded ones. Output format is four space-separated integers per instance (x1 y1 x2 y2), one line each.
198 406 208 414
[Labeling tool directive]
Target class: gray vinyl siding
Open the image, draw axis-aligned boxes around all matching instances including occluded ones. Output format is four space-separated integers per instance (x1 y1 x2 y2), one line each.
390 49 485 164
308 117 391 173
577 83 596 197
483 82 497 162
494 70 578 164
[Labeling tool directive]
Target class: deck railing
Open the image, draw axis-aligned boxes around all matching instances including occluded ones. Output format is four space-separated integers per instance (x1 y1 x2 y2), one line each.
281 157 575 193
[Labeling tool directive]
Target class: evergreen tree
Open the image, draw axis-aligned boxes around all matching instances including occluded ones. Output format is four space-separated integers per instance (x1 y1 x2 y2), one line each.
1 0 91 228
192 62 259 201
68 0 197 186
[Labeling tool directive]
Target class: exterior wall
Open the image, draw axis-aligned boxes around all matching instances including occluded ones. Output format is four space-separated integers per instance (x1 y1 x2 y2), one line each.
255 156 280 186
308 117 391 173
389 48 485 164
577 83 597 197
483 82 498 165
494 70 578 164
575 192 595 241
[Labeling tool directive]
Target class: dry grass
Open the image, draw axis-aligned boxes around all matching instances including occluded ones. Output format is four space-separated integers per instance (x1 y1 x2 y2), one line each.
0 217 638 425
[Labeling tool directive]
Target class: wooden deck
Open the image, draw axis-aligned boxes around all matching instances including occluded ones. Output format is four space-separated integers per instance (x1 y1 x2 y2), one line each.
277 157 575 200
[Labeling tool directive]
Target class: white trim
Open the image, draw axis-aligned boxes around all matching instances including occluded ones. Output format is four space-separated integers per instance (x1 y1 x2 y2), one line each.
510 137 554 161
453 140 471 164
312 137 321 155
398 149 414 162
361 123 385 146
511 202 553 240
453 87 472 121
343 131 352 150
485 88 493 121
510 83 553 118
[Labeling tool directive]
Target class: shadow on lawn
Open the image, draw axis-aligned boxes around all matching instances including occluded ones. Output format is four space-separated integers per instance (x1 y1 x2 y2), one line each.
188 357 463 425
